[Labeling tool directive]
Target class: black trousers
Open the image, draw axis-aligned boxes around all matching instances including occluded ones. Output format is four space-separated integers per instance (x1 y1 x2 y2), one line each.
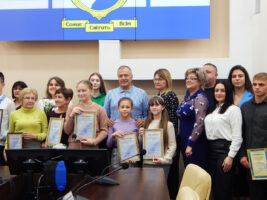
167 152 179 199
208 139 235 200
167 137 180 199
248 177 267 200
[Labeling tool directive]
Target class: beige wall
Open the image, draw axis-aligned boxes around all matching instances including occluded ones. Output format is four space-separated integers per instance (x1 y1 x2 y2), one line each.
0 0 229 102
252 0 267 75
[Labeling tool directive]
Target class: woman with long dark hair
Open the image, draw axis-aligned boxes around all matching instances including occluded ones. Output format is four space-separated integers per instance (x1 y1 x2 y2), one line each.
11 81 27 109
205 80 242 200
228 65 253 107
89 72 106 107
228 65 253 200
36 77 67 114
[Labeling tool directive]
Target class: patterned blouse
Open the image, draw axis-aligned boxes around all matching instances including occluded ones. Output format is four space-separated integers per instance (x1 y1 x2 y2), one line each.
159 91 179 135
177 89 208 146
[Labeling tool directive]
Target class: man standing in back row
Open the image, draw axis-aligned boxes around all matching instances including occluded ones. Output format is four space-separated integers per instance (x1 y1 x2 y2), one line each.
104 65 149 127
240 72 267 200
202 63 218 114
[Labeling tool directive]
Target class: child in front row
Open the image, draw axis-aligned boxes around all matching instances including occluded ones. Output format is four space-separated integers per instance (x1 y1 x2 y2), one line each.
106 97 139 167
139 96 176 178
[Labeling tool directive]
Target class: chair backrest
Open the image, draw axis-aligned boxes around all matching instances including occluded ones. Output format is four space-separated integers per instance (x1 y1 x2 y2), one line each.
178 164 211 200
176 186 200 200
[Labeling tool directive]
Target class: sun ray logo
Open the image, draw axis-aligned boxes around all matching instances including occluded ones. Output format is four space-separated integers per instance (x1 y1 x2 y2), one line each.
62 0 138 33
72 0 127 20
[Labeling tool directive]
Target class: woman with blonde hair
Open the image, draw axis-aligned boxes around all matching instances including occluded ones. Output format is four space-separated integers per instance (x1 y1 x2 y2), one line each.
177 68 209 169
6 88 47 150
153 68 179 199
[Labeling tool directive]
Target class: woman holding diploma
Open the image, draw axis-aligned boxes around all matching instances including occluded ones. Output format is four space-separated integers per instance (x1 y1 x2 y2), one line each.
106 97 139 166
5 88 48 151
139 96 176 178
46 88 73 146
204 80 242 200
64 80 108 149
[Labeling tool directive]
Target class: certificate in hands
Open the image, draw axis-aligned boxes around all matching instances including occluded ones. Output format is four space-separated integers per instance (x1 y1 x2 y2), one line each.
247 148 267 180
7 132 23 149
143 129 164 159
46 118 64 145
74 111 96 140
117 133 140 162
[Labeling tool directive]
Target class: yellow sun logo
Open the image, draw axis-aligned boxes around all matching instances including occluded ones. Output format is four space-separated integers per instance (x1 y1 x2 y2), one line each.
71 0 127 20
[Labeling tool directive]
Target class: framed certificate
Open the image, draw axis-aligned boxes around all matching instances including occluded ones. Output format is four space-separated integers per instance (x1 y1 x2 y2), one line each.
247 148 267 180
117 133 140 162
143 129 164 159
74 111 96 140
7 132 23 149
46 118 64 145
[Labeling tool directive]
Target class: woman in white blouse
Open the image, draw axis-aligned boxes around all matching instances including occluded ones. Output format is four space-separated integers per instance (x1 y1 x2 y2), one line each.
36 77 72 114
204 80 242 200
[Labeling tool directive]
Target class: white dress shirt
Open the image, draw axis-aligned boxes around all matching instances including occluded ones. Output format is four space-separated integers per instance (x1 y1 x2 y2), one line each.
204 104 242 158
0 95 15 145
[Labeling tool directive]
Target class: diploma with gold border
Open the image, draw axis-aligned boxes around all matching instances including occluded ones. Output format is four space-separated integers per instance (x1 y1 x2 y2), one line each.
74 111 96 140
247 148 267 180
143 129 164 159
46 118 64 145
117 133 140 162
7 132 23 149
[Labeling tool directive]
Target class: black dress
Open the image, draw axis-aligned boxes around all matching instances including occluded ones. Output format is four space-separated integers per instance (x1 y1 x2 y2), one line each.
159 91 180 199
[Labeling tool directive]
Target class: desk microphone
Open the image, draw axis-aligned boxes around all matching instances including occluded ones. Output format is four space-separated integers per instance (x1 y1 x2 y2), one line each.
74 163 129 195
100 149 147 176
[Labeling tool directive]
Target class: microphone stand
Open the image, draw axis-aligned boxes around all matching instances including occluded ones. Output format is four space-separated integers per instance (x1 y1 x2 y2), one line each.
97 149 146 185
100 149 147 175
73 163 129 198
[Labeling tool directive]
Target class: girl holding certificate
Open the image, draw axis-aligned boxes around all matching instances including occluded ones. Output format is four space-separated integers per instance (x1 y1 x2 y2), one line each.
64 80 108 149
204 80 242 200
139 96 176 178
106 97 139 166
46 88 73 146
89 73 106 107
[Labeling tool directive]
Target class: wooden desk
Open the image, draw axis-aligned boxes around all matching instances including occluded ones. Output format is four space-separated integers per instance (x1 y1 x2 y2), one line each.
0 167 170 200
0 166 22 200
76 168 170 200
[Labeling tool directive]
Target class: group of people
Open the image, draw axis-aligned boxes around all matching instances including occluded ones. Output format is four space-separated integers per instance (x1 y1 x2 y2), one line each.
0 63 266 200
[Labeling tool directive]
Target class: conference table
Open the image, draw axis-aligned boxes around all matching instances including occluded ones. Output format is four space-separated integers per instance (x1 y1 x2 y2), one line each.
0 166 170 200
